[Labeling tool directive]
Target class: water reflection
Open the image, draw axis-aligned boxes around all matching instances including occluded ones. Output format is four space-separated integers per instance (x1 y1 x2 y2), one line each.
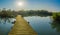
24 16 60 35
0 18 16 24
0 18 16 35
0 16 60 35
51 21 60 32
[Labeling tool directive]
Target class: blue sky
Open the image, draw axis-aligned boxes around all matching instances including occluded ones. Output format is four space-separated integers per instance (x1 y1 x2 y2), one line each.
0 0 60 12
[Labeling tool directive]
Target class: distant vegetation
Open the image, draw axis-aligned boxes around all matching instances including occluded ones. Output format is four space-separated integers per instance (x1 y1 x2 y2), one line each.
0 8 52 18
52 12 60 23
0 8 60 23
0 8 60 22
51 13 60 32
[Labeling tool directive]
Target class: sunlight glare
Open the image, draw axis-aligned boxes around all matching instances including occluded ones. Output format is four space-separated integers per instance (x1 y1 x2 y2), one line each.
17 2 24 6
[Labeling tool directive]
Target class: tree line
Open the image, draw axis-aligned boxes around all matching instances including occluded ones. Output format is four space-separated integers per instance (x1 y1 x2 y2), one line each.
0 8 53 18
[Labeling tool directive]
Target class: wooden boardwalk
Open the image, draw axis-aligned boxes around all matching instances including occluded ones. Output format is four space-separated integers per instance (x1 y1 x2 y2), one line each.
8 15 37 35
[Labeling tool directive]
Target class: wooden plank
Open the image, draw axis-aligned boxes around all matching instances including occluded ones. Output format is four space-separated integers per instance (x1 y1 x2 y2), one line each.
8 15 37 35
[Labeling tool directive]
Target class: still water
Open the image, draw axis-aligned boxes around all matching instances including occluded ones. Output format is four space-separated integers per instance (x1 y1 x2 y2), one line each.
0 16 60 35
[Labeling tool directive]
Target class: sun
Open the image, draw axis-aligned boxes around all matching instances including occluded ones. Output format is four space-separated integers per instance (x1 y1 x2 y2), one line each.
17 2 23 6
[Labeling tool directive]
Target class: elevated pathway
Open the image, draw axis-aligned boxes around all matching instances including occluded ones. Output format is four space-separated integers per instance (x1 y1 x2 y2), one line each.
8 15 37 35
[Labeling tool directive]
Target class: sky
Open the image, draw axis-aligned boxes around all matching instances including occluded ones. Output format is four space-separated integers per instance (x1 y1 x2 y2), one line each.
0 0 60 12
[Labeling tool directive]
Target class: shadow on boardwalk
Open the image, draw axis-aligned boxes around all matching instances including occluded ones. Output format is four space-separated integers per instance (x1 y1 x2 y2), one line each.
8 15 37 35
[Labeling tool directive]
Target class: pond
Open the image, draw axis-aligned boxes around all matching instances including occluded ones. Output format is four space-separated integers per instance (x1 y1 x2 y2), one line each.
0 18 15 35
0 16 60 35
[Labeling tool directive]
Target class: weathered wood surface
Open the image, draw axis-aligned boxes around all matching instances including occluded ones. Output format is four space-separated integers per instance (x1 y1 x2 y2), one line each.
8 15 37 35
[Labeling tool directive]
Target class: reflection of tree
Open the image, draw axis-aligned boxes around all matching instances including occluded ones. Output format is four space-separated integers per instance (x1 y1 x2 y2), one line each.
0 18 10 24
51 21 60 32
